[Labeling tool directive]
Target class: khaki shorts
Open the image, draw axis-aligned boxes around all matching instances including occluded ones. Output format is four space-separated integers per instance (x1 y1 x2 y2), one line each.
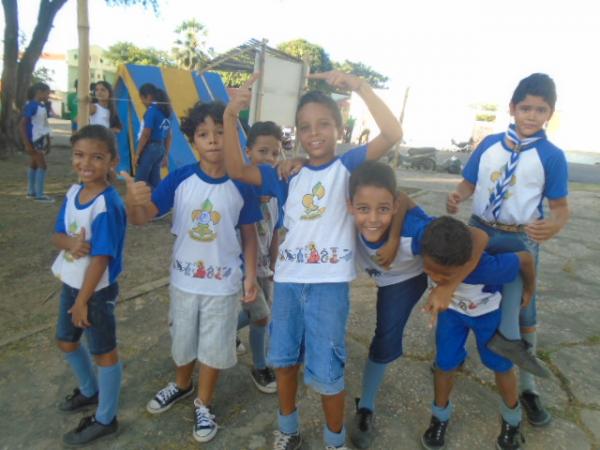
241 277 273 322
169 285 241 369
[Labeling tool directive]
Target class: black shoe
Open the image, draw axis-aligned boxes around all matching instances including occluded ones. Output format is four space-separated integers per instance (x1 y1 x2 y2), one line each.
421 416 448 450
487 332 550 378
63 415 118 447
350 398 374 449
496 419 524 450
520 391 552 427
146 381 194 414
58 388 99 413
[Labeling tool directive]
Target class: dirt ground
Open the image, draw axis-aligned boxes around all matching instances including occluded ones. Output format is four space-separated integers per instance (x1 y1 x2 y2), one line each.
1 131 599 449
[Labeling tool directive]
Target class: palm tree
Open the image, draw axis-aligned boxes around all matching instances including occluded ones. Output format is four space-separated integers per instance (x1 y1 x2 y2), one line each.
172 20 210 71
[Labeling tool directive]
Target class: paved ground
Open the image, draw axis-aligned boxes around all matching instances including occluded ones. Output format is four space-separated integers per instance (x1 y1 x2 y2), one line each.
0 127 599 449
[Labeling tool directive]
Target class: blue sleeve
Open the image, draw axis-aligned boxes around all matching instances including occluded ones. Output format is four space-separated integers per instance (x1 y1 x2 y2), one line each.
258 164 288 204
462 136 491 184
235 182 263 225
90 202 126 259
143 106 156 130
410 212 435 255
541 148 569 200
464 253 520 285
23 102 36 119
54 197 68 233
151 165 192 216
340 145 368 172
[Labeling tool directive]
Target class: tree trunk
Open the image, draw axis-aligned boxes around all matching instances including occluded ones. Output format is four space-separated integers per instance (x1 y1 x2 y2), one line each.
77 0 90 128
0 0 19 158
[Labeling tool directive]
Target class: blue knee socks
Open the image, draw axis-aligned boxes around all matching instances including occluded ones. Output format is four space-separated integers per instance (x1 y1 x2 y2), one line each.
498 275 523 340
358 358 388 412
34 168 46 197
250 323 267 370
278 409 299 435
64 346 98 398
432 401 454 422
95 362 123 425
500 400 522 426
27 168 36 196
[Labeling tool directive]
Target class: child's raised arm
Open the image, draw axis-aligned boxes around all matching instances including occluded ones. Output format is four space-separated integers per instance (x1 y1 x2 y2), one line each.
121 171 159 225
308 71 403 161
240 223 258 303
223 75 263 186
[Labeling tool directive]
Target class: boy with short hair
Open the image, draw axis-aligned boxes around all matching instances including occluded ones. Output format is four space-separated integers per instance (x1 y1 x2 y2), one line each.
237 120 284 394
19 82 54 203
123 101 261 443
447 73 569 425
420 216 535 450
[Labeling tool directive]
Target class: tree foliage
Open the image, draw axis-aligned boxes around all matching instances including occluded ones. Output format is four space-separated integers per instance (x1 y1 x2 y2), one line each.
277 39 333 91
172 19 211 71
333 60 388 89
105 41 174 67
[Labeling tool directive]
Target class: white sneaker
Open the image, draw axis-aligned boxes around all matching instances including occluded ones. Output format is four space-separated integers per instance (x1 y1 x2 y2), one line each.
34 195 55 203
146 382 193 414
236 336 247 355
193 399 218 442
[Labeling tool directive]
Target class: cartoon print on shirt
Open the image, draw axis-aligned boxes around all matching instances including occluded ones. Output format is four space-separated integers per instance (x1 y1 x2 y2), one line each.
63 221 81 262
307 242 320 263
189 199 221 242
194 261 206 278
257 202 271 236
301 182 326 220
489 163 517 200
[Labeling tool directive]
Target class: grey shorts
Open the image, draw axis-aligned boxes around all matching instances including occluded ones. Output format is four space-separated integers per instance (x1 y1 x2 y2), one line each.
169 285 241 369
241 277 273 322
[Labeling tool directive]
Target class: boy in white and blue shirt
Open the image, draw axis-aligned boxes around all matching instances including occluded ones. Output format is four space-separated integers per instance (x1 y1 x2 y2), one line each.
447 73 569 426
19 82 54 202
124 101 261 443
419 216 536 450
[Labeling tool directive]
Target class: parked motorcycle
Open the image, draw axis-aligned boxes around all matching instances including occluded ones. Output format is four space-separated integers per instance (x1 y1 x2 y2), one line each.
451 138 473 153
398 147 437 171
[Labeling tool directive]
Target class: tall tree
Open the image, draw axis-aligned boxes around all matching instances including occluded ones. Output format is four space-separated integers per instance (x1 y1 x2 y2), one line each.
172 19 211 71
333 60 388 89
0 0 159 157
105 41 174 66
277 39 333 91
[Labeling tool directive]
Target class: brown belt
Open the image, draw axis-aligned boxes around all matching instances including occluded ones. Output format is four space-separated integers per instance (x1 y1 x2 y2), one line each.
471 215 525 233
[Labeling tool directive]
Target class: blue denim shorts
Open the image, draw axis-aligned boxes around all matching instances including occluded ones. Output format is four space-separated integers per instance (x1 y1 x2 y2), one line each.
268 282 349 395
469 215 539 327
435 308 512 373
56 283 119 355
370 273 428 363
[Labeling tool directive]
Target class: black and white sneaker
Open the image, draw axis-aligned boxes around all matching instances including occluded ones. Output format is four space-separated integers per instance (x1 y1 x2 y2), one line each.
273 430 303 450
350 398 374 449
63 415 118 447
496 419 524 450
251 367 277 394
520 391 552 427
421 416 448 450
58 388 98 413
193 400 218 442
146 382 193 414
236 336 247 355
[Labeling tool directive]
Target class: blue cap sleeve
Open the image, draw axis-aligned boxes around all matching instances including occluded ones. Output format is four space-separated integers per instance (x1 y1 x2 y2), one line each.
258 164 288 204
235 181 263 225
54 196 68 234
90 197 127 258
340 145 368 172
462 136 492 184
542 149 568 200
151 165 194 216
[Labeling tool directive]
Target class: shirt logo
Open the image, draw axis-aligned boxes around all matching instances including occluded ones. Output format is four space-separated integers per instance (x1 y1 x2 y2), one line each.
490 163 517 200
63 221 81 262
278 242 352 264
189 199 221 242
301 182 326 220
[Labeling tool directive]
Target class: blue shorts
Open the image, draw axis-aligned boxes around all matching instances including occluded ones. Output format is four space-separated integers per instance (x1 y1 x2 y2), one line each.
435 308 512 373
370 273 428 363
56 283 119 355
470 215 539 327
268 282 349 395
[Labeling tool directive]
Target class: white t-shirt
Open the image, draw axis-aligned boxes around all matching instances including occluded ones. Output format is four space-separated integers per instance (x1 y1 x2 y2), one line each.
259 145 367 283
356 206 431 287
51 185 127 290
152 163 261 296
90 104 111 128
463 133 568 225
256 196 281 278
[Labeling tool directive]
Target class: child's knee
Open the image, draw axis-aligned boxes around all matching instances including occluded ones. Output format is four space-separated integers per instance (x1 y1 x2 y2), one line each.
253 317 268 327
57 340 79 353
94 349 119 367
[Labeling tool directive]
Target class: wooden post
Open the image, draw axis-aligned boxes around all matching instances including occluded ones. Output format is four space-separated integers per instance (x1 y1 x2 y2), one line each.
76 0 90 128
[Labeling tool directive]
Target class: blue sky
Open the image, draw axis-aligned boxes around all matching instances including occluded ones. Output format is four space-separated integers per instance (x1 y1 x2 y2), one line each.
4 0 600 151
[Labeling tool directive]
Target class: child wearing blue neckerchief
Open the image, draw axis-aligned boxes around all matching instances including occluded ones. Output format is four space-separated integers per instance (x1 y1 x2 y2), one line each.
446 73 569 427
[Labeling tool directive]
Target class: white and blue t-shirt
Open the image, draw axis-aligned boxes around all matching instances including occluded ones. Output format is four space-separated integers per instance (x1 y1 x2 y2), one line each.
23 100 51 143
255 193 282 278
142 103 171 142
442 252 520 317
259 145 368 283
463 133 568 225
51 185 126 290
152 163 262 296
356 206 432 287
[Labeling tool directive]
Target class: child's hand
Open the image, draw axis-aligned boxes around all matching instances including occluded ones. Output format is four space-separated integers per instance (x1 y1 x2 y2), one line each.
446 191 462 214
525 219 560 243
69 300 91 328
225 73 260 118
275 157 306 181
242 278 258 303
69 227 90 259
375 236 399 269
422 286 452 328
121 171 152 207
307 71 364 92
